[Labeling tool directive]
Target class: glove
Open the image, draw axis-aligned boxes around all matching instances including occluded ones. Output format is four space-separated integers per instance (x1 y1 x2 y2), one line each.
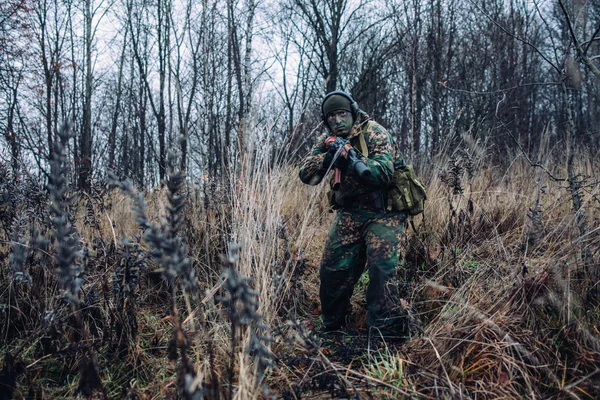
322 137 343 170
333 152 349 171
322 150 334 170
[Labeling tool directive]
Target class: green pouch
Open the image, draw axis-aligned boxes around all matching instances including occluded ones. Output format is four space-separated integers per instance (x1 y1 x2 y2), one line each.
387 159 427 215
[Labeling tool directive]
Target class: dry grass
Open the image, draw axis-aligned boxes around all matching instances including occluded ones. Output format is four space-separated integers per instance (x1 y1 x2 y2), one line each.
0 133 599 399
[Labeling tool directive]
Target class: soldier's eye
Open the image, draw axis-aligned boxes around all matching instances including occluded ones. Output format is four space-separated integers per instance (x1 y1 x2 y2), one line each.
327 111 348 121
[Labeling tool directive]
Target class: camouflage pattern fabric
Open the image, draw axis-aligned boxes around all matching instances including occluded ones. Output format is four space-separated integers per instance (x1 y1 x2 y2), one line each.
299 115 407 336
320 209 406 334
299 116 394 194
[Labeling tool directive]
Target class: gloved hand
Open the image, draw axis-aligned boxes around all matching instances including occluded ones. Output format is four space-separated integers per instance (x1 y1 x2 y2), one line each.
333 151 349 171
322 150 335 170
322 137 342 170
323 136 352 171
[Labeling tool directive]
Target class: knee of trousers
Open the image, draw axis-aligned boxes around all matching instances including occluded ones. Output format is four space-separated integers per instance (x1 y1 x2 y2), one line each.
368 256 400 278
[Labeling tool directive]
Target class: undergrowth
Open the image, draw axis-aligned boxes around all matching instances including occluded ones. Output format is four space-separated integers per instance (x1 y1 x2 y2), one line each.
0 125 599 399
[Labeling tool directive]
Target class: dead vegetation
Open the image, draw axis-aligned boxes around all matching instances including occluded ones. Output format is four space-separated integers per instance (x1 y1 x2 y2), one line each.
0 127 599 399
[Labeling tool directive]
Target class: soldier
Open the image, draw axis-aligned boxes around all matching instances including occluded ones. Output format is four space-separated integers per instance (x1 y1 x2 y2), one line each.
299 91 407 338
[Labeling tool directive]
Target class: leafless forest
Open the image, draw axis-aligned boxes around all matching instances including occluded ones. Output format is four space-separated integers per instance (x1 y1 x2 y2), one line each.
1 0 599 399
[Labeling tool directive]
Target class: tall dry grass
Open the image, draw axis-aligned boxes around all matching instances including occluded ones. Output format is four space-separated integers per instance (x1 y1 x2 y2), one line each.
394 145 600 398
0 124 599 399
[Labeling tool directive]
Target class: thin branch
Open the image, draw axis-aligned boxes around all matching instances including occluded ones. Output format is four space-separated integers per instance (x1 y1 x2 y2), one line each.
495 117 567 182
558 0 600 80
469 0 561 74
441 80 561 96
582 24 600 55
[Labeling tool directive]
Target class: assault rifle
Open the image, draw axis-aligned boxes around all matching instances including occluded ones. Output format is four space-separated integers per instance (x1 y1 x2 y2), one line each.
324 136 371 190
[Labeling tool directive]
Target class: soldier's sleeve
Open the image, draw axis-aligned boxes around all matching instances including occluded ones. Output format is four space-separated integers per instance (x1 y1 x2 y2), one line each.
358 124 394 188
299 133 330 186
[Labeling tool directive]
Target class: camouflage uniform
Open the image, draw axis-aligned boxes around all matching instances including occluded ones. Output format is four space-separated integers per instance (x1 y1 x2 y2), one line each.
299 115 406 335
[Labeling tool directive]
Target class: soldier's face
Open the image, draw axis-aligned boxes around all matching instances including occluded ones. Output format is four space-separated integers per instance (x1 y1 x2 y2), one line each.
327 110 354 137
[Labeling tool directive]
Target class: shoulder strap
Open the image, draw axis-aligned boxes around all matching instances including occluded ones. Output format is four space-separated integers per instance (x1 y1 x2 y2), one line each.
358 123 369 157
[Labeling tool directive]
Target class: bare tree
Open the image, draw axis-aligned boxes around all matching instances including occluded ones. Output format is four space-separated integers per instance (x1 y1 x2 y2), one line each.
282 0 393 96
555 0 599 288
2 0 597 190
287 0 350 93
33 0 70 162
127 0 170 182
0 66 23 177
236 0 257 161
170 0 202 173
108 28 127 172
266 17 319 158
79 0 93 191
0 1 31 176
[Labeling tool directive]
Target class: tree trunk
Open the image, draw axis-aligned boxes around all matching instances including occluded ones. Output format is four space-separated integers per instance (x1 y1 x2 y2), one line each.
79 0 93 192
6 83 20 177
109 29 128 172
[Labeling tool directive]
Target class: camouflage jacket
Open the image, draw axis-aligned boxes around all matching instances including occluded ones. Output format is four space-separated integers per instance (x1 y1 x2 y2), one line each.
298 117 395 199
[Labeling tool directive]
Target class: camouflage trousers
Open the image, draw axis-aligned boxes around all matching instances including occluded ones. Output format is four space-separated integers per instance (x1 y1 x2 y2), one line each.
320 208 407 335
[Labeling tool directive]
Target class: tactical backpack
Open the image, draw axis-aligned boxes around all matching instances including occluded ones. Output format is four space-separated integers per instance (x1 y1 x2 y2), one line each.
355 122 427 216
386 158 427 215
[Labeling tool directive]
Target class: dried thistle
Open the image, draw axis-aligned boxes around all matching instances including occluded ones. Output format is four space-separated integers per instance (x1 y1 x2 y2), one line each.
218 243 275 397
47 123 84 305
441 154 464 195
111 237 145 357
109 182 195 295
109 152 200 398
9 214 32 286
525 184 546 250
111 154 197 294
